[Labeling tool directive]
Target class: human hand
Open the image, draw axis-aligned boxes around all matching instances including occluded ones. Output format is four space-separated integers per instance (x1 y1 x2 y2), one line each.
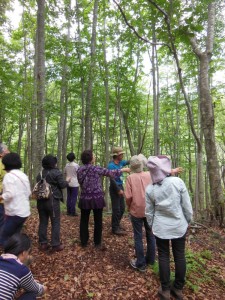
43 285 48 294
121 167 130 173
176 167 183 173
118 190 124 196
171 167 183 176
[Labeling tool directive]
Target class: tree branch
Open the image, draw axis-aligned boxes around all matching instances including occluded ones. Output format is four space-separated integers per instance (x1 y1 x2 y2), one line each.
112 0 169 49
146 0 202 150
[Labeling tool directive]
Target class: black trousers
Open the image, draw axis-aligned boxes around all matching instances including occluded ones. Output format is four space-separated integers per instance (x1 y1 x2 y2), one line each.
109 184 125 232
80 208 103 246
155 234 186 291
37 198 61 247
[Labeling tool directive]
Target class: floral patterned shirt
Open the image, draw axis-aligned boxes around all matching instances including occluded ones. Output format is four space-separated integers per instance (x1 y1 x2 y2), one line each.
77 164 122 209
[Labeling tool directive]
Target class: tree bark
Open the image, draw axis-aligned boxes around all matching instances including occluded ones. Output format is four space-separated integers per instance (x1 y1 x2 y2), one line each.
84 0 99 149
34 0 46 175
190 2 224 224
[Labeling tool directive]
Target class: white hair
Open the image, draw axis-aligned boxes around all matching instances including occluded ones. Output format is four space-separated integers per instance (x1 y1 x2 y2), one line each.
0 143 8 154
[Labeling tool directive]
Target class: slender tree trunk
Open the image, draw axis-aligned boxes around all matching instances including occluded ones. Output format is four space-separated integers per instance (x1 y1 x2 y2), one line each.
84 0 99 149
34 0 46 175
75 0 85 152
151 22 160 155
57 2 71 170
102 7 110 210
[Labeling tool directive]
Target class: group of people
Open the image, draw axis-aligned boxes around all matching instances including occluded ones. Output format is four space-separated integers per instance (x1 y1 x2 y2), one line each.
0 142 193 300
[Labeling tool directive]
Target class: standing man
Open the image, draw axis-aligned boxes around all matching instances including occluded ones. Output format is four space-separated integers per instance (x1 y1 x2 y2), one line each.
108 147 129 236
0 143 9 233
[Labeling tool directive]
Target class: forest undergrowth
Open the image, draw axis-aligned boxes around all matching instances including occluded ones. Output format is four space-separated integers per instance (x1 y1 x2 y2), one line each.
16 205 225 300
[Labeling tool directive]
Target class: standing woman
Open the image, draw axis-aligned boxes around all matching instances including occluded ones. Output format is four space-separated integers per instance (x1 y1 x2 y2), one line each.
64 152 79 216
145 156 193 300
36 155 69 252
77 150 130 248
0 153 31 246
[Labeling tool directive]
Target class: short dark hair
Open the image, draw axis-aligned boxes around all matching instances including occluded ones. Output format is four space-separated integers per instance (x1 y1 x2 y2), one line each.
2 152 22 171
4 233 31 256
67 152 75 162
42 154 57 169
81 150 93 165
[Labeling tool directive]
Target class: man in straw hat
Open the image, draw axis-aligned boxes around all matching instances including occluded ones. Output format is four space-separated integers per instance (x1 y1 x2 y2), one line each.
108 146 130 236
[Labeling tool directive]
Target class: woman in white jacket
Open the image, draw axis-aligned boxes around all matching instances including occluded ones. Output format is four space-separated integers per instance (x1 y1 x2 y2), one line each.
145 155 193 300
0 153 31 246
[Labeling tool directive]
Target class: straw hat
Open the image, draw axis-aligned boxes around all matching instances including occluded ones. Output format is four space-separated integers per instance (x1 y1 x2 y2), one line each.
111 146 125 156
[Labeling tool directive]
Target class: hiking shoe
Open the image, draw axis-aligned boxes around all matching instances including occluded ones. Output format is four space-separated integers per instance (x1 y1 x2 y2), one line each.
119 225 126 231
112 229 127 236
158 287 170 300
130 259 147 272
69 212 79 216
94 244 107 251
52 244 64 252
39 243 50 251
171 286 183 300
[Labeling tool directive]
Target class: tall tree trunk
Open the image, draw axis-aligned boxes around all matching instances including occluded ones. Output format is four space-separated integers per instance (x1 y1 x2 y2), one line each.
190 2 224 224
57 2 71 170
84 0 99 149
102 6 110 210
75 0 85 152
151 22 160 155
34 0 45 175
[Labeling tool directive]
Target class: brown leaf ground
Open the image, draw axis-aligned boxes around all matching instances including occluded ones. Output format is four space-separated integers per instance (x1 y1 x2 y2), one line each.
20 204 225 299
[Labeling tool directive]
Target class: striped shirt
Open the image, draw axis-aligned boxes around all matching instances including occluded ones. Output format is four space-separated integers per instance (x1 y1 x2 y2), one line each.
0 254 44 300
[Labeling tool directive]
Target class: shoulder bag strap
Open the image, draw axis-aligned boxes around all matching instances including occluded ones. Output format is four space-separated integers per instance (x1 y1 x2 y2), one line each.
80 165 91 185
10 172 28 190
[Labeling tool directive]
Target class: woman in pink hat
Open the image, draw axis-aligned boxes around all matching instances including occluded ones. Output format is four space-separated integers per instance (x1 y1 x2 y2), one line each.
146 155 193 300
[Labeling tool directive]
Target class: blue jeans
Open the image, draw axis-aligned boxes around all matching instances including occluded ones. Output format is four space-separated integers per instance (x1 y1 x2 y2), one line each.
0 215 27 246
155 235 186 290
17 292 38 300
67 186 79 215
131 215 156 267
0 203 4 233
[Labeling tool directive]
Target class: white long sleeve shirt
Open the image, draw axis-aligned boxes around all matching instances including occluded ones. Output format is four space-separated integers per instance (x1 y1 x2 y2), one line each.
145 176 193 239
2 169 31 217
64 162 79 187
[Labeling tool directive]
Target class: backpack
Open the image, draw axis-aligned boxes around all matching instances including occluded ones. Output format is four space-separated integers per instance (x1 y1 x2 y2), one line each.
32 171 52 200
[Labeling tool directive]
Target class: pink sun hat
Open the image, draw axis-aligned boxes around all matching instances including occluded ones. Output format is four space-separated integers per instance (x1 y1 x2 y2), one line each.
147 155 171 184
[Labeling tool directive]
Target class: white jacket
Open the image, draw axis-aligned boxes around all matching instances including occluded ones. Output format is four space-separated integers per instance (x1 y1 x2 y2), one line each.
2 169 31 217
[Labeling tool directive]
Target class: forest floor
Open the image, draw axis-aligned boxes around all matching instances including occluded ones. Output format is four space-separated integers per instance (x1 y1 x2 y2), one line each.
20 205 225 300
